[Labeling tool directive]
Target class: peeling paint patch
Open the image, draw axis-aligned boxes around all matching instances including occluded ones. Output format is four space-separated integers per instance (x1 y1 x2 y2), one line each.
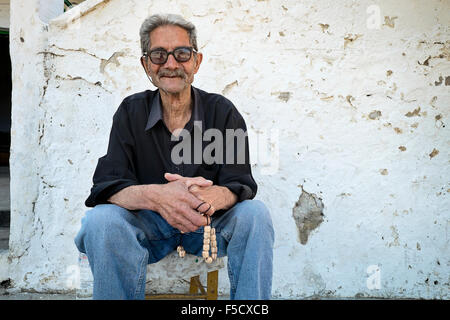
292 187 324 245
430 96 437 107
222 80 238 95
338 192 351 198
383 16 398 28
429 148 439 159
369 110 382 120
405 107 421 117
320 95 334 101
388 226 400 247
271 91 292 102
100 51 125 74
343 34 362 48
418 56 431 66
346 95 355 108
434 76 444 86
318 23 329 33
435 114 445 128
278 92 291 102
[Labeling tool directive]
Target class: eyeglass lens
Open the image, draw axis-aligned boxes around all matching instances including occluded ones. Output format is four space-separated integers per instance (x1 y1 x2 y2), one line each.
149 47 192 64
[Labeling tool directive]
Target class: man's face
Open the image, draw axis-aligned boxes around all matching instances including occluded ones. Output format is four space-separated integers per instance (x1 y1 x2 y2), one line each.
143 25 202 95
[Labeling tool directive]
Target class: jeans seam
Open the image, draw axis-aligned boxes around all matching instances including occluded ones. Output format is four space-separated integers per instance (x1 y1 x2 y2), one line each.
227 257 237 297
132 243 148 299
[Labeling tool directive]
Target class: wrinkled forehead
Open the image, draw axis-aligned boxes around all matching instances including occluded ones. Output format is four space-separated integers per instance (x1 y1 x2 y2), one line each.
149 25 191 50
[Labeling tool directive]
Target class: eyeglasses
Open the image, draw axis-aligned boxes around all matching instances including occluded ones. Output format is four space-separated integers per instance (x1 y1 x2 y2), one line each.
144 46 196 65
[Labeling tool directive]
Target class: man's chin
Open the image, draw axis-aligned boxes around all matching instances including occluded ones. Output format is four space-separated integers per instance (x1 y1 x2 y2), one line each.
161 85 185 93
158 79 189 94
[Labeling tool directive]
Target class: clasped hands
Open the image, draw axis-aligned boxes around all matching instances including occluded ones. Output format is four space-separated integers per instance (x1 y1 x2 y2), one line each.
156 172 222 233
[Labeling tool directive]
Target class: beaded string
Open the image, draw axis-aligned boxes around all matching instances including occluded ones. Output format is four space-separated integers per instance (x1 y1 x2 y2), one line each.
177 202 217 264
202 215 217 264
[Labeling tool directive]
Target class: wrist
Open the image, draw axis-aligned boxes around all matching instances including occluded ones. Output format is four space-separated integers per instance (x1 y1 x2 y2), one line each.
144 184 163 212
218 186 238 210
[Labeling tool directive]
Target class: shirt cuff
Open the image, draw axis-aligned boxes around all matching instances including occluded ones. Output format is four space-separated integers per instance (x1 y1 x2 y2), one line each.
85 179 139 207
220 182 255 202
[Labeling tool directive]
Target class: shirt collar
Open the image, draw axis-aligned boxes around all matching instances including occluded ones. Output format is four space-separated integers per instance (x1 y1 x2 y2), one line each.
145 86 205 132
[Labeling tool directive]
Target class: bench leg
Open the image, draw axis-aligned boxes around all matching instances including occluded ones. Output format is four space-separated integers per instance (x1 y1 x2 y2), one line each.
189 275 206 296
206 270 219 300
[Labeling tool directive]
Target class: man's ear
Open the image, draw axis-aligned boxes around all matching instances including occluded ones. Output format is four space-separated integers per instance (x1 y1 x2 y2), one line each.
193 52 203 74
140 56 148 73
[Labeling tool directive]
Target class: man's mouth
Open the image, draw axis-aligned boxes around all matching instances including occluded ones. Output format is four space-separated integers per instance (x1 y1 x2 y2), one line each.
158 69 186 79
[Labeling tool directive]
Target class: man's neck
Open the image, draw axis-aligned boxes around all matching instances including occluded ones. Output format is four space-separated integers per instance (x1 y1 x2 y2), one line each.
160 87 193 133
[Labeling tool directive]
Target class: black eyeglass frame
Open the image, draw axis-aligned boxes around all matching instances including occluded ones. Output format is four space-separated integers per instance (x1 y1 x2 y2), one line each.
143 46 197 65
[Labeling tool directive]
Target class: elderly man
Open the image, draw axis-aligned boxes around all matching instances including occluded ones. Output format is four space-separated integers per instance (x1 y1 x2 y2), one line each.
74 13 274 300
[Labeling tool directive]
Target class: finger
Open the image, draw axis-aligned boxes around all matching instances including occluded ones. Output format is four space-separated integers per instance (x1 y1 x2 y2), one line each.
172 211 200 233
164 172 184 181
161 203 199 233
206 204 216 216
184 192 207 211
184 177 213 188
174 223 189 234
180 205 208 228
195 201 206 211
188 185 200 192
190 190 205 202
209 205 216 216
204 204 216 216
197 202 212 214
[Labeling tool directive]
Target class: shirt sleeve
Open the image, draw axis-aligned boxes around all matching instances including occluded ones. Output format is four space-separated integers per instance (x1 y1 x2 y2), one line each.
85 100 139 207
216 105 258 202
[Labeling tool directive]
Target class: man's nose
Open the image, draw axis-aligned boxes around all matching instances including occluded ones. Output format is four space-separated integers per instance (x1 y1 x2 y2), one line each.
163 53 179 69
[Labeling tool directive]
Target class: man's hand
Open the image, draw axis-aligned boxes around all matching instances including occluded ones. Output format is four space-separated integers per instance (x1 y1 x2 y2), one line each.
164 173 238 215
108 174 214 233
156 174 214 233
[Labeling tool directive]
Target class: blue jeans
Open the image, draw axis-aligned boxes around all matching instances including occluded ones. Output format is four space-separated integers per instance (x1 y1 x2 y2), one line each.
74 200 274 300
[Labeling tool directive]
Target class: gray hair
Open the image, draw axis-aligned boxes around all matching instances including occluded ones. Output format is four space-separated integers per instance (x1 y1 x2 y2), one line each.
139 13 198 55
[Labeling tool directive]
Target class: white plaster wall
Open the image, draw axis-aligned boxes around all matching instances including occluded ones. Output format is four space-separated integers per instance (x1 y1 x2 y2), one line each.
3 0 449 298
38 0 64 23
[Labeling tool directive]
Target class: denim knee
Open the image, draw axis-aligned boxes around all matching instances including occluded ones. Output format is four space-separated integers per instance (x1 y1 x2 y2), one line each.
233 200 274 237
75 204 131 252
82 204 130 232
238 200 272 223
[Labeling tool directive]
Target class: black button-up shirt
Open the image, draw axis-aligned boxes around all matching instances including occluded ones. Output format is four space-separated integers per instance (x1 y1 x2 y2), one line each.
85 86 258 213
